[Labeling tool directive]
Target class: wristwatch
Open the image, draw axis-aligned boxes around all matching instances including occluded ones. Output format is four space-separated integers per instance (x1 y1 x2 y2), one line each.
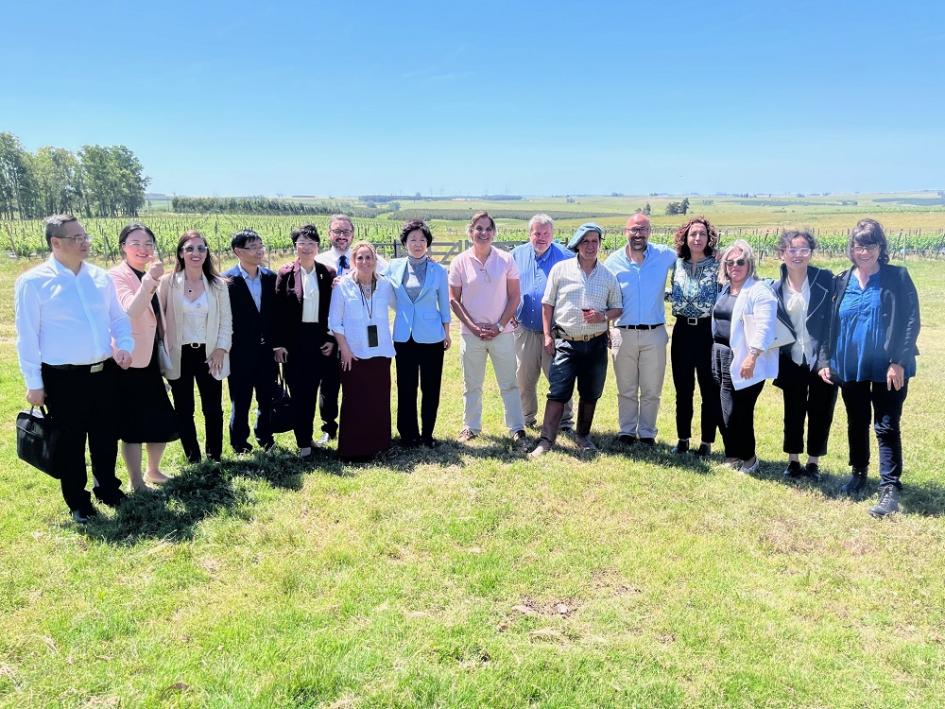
749 347 763 358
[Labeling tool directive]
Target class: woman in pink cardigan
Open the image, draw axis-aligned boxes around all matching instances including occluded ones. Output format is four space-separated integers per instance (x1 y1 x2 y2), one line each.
109 224 179 490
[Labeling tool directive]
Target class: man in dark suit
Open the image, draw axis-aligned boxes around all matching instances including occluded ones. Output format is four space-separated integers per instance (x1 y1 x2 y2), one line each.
225 229 277 454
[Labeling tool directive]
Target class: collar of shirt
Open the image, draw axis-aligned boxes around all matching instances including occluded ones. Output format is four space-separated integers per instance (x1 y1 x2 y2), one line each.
238 263 261 281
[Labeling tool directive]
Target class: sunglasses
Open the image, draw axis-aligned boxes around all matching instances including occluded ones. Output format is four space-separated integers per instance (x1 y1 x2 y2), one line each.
724 258 747 267
182 245 208 254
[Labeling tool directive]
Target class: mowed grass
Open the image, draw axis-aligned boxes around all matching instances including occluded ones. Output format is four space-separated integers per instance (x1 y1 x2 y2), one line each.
1 256 944 707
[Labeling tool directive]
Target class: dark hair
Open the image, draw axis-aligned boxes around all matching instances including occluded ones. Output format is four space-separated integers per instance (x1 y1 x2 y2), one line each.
43 213 79 248
466 211 496 236
231 228 262 251
174 229 222 281
778 229 817 253
848 218 890 265
290 223 320 245
118 223 156 247
399 219 433 246
673 216 719 259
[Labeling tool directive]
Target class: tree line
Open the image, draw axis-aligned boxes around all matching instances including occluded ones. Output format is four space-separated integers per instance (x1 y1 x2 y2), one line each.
170 196 381 218
0 132 149 220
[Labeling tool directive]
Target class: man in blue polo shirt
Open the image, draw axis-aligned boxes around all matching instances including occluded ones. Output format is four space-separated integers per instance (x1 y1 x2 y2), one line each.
511 213 575 431
604 213 676 446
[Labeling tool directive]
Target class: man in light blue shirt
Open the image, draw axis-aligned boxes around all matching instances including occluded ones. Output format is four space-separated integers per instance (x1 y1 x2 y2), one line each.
604 213 676 446
511 213 575 430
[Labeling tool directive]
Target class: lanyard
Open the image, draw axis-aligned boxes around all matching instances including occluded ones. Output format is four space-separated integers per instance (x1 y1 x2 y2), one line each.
358 278 375 319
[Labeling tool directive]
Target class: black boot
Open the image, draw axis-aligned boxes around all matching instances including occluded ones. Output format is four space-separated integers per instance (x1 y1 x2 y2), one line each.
529 400 565 458
841 468 868 496
575 400 598 454
869 484 901 518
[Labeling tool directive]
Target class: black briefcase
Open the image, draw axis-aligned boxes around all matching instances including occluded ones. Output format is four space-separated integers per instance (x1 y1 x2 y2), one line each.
269 366 293 434
16 407 60 478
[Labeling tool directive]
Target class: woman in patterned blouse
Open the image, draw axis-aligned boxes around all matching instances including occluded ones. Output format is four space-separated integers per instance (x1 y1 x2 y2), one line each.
669 217 721 457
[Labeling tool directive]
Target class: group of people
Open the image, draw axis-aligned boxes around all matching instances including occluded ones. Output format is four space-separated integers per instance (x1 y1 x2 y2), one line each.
15 211 920 523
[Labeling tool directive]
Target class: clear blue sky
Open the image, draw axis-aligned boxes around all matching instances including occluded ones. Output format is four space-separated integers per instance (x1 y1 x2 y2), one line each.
4 0 943 196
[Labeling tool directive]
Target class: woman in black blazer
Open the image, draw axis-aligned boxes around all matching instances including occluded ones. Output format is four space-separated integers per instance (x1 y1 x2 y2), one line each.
818 219 920 518
772 230 836 481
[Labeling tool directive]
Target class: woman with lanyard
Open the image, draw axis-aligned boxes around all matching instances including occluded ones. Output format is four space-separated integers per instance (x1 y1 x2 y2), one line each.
669 217 721 457
328 240 396 461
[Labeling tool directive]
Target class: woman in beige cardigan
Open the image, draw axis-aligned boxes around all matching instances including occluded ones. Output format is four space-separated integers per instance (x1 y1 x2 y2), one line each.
158 230 232 463
109 223 179 489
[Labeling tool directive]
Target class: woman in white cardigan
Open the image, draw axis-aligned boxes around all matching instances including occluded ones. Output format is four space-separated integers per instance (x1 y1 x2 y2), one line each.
158 230 232 463
710 239 778 473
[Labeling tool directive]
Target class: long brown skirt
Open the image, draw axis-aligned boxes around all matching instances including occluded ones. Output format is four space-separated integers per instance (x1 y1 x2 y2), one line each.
338 357 392 461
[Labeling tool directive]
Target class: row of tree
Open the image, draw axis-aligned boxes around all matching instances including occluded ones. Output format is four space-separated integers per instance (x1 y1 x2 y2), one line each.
0 132 149 220
170 196 380 217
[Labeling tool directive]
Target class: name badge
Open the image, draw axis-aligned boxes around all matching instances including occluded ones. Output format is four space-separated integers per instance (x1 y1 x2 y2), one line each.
367 324 379 348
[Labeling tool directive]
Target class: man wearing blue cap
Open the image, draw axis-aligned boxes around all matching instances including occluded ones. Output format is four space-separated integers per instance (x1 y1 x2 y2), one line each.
529 223 622 456
604 213 676 446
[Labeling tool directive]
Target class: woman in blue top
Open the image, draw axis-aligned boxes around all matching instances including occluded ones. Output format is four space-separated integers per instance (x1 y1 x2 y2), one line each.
388 220 452 448
818 219 920 517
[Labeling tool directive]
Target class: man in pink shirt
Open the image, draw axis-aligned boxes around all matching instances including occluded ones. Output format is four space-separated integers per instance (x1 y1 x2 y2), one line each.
448 211 527 445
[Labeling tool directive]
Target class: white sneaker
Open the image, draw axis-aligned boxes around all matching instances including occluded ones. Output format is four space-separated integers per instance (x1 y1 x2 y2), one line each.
313 433 331 448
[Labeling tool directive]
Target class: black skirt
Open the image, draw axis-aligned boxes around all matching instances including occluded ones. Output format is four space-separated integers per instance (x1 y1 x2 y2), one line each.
117 340 180 444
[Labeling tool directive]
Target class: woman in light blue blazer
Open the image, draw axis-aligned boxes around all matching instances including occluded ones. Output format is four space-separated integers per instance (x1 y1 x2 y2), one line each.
389 220 452 448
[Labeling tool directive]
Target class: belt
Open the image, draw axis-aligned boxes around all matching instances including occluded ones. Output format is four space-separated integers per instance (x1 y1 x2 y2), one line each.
559 331 606 342
616 323 662 330
183 342 205 349
43 359 108 373
676 316 710 326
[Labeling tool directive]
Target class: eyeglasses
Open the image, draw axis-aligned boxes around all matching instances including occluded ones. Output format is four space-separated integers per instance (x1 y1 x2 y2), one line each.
852 244 879 253
330 228 353 237
126 241 155 250
59 234 91 243
724 258 747 267
784 248 811 257
295 239 318 248
237 242 266 252
182 245 208 254
624 227 649 235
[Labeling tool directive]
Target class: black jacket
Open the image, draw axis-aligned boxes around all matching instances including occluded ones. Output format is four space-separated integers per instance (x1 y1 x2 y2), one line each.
273 260 336 353
225 265 276 376
773 263 833 376
816 263 920 377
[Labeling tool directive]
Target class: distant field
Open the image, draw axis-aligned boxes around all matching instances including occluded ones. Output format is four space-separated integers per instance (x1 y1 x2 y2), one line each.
4 192 944 260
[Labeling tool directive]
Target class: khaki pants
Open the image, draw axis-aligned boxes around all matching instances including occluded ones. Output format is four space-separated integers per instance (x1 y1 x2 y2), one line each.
514 326 574 428
610 325 668 439
460 332 526 434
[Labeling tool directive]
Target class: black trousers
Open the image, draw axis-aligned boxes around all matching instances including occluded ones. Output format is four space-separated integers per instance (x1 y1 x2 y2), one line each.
712 344 764 460
394 338 445 442
41 361 122 511
671 317 719 443
228 345 276 452
841 380 908 488
318 349 341 438
778 356 838 457
286 324 332 448
169 345 223 462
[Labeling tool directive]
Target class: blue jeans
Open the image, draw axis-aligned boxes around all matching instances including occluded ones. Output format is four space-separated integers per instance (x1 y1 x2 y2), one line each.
547 335 608 403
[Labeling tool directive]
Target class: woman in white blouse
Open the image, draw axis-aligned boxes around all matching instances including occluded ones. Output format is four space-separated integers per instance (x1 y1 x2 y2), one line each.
158 230 232 463
328 240 395 460
772 230 835 481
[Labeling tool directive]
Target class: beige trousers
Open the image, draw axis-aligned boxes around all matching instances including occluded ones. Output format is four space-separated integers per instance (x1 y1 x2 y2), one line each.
514 326 574 428
610 325 668 439
460 332 526 434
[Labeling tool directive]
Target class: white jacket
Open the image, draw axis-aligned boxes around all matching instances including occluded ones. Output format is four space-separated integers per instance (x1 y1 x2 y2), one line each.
723 276 779 390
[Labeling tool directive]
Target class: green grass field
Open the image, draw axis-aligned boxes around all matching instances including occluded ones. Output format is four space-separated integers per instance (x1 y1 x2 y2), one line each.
1 247 944 705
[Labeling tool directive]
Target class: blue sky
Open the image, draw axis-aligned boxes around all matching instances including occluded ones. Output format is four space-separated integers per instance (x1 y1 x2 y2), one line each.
4 0 943 196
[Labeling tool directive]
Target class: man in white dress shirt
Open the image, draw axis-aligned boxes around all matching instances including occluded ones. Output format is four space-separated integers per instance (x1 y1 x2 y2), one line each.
15 215 134 523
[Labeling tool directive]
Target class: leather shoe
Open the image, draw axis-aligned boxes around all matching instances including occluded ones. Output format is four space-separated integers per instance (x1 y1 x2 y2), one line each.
804 462 821 481
783 460 803 478
71 506 99 524
97 490 127 509
694 442 711 458
617 434 637 447
638 437 656 446
673 440 689 455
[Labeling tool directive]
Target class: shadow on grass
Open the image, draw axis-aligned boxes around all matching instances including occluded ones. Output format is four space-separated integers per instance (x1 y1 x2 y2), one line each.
748 461 945 517
79 448 324 545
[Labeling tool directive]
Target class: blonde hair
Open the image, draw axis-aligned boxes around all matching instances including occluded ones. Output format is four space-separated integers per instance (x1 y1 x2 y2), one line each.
718 239 757 284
